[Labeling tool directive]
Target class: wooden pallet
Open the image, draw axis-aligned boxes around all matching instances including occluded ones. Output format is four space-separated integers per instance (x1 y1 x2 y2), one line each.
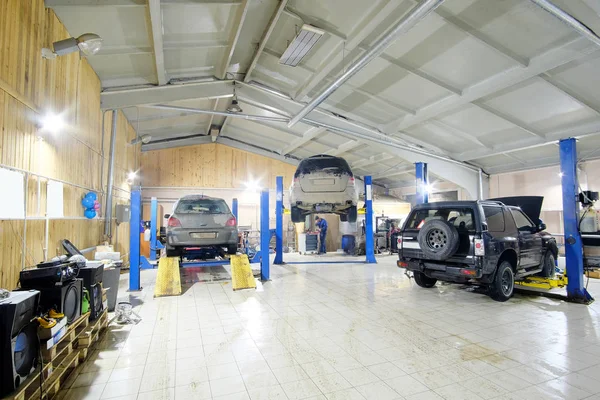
78 309 108 350
1 311 103 400
586 269 600 279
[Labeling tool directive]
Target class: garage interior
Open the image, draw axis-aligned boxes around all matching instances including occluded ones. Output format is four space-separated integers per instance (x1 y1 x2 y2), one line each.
1 0 600 399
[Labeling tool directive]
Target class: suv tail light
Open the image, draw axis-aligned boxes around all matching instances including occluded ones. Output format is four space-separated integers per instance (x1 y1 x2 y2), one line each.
168 217 181 227
474 238 485 256
226 217 237 227
397 237 402 247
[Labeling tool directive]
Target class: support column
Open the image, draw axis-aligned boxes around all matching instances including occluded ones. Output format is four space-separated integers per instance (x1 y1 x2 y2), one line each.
415 162 429 204
365 176 376 264
260 189 270 280
232 198 238 221
559 138 593 303
150 197 158 261
129 187 141 291
274 176 284 264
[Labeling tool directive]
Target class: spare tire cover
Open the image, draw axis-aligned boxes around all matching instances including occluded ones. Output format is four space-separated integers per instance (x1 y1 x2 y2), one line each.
417 219 460 261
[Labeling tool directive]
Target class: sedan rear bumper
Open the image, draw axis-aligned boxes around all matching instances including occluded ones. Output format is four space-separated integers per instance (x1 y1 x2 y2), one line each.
167 227 237 247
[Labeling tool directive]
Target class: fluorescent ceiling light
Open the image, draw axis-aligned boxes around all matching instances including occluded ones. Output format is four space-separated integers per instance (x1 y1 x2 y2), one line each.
280 24 324 67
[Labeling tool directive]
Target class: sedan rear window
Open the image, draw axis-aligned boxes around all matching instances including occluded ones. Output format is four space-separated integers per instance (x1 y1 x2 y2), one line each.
406 208 475 233
294 156 353 177
175 199 230 214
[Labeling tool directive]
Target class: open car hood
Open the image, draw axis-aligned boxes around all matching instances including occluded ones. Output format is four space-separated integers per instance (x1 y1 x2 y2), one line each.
488 196 544 223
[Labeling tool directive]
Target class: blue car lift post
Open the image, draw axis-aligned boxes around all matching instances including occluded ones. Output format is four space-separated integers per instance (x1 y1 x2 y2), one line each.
559 138 594 304
275 175 376 265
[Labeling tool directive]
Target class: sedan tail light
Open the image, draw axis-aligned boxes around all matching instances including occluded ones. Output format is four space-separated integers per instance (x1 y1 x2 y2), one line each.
474 238 485 256
167 217 181 227
226 217 237 227
348 177 355 185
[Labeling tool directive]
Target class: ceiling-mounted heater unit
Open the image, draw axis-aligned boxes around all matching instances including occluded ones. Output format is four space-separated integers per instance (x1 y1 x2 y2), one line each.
279 24 325 67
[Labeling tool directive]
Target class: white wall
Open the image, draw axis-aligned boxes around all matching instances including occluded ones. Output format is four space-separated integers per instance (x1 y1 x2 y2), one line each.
488 159 600 235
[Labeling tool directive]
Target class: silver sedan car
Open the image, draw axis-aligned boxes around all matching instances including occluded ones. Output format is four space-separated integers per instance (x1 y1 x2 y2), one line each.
165 195 238 257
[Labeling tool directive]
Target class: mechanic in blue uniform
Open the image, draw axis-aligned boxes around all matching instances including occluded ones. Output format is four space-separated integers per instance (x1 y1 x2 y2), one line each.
315 216 328 254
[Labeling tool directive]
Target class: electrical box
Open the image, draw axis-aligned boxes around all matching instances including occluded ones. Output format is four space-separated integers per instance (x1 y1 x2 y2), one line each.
116 204 130 224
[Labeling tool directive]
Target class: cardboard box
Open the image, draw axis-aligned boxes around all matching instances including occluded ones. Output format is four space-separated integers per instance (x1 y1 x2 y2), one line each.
38 317 67 340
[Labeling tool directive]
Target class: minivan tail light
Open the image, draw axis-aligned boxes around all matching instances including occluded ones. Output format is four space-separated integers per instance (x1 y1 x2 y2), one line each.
226 217 237 227
474 238 485 256
168 217 181 228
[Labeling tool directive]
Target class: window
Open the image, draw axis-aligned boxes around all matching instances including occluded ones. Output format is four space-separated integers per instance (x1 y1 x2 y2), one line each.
483 206 505 232
175 198 230 214
510 209 535 231
295 156 353 177
405 207 475 232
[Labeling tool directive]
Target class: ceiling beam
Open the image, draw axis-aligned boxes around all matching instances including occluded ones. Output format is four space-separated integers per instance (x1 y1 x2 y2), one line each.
147 0 167 85
426 119 488 148
454 120 600 161
100 80 233 109
219 0 250 79
472 101 544 138
351 154 394 169
383 36 596 133
245 0 288 83
373 166 414 180
432 6 529 67
324 140 361 156
206 98 220 135
538 74 600 114
280 127 326 155
294 0 402 100
142 134 213 151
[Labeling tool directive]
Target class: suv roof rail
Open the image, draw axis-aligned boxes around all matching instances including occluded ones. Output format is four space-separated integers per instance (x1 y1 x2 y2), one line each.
479 200 505 206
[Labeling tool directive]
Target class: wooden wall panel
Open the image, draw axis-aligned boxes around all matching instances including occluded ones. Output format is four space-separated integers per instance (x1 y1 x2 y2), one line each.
141 143 297 189
0 0 139 290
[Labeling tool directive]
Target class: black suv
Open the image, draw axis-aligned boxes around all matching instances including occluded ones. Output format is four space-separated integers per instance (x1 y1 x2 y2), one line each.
397 197 558 301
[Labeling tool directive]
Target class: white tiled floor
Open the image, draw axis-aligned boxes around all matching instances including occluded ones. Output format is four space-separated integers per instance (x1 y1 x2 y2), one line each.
58 254 600 400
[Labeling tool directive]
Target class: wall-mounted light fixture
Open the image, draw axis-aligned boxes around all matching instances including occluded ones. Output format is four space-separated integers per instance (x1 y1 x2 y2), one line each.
126 171 138 185
42 33 103 59
130 135 152 145
39 112 66 134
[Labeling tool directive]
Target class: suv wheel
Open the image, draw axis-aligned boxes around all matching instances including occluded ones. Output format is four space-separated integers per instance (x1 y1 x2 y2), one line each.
417 220 460 260
490 261 514 302
538 251 556 278
291 206 304 223
413 271 437 288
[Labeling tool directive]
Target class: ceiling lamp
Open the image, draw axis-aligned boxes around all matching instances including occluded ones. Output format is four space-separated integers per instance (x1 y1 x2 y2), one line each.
227 82 243 113
42 33 103 59
280 24 324 67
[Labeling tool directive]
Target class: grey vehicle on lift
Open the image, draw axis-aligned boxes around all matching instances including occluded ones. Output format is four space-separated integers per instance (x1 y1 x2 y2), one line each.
164 195 238 257
397 197 558 301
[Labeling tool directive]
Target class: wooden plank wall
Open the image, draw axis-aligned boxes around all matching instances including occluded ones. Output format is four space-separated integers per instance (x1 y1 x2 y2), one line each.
141 143 297 189
0 0 138 289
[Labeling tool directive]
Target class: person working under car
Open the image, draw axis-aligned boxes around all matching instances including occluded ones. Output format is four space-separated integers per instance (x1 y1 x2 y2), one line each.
315 216 328 254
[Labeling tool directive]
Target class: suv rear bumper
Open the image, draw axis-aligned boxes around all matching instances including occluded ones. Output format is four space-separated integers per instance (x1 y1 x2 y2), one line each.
397 259 483 280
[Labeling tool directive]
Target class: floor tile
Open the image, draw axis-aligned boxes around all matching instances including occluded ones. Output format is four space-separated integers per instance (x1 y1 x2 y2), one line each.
137 387 174 400
311 373 352 394
385 375 429 397
242 370 280 388
72 371 112 388
248 384 289 400
57 383 106 400
101 378 142 399
367 362 406 380
272 365 310 384
354 381 402 400
324 388 366 400
109 366 145 382
174 382 212 400
208 362 242 380
338 367 379 386
300 360 337 378
210 375 248 398
281 379 323 400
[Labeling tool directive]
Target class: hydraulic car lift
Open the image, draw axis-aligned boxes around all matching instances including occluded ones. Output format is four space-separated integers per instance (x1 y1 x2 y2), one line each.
274 175 377 265
415 146 592 303
128 187 271 292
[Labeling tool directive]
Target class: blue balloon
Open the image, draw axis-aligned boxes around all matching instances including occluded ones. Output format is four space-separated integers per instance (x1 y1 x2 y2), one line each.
84 209 97 219
81 196 94 209
85 192 97 201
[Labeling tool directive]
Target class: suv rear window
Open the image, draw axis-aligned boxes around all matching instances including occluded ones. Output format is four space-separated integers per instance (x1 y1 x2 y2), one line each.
483 206 505 232
406 208 475 233
294 156 353 177
175 198 230 214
